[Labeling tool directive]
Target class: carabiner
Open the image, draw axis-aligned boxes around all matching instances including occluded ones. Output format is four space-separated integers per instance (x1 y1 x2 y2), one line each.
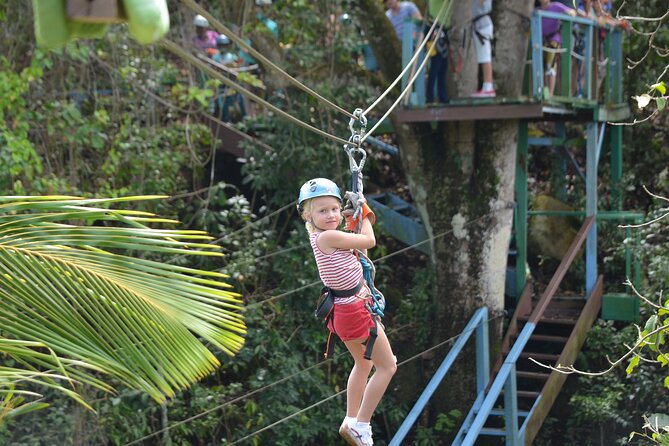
348 108 367 141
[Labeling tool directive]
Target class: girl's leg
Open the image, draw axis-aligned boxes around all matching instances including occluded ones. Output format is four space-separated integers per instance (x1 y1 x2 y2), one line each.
355 324 397 423
343 339 374 418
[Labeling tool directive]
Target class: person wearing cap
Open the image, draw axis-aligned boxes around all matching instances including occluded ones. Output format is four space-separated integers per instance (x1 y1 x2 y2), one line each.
192 14 218 52
212 34 247 122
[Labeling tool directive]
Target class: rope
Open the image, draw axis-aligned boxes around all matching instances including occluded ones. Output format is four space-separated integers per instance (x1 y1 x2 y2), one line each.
226 313 506 445
91 52 277 154
161 39 351 146
167 200 297 265
362 0 454 117
361 44 434 143
181 0 452 144
123 309 503 446
122 323 411 446
180 0 356 119
245 206 509 310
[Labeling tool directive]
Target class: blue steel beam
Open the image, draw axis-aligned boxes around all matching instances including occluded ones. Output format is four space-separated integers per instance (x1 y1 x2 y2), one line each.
585 122 598 296
389 308 489 446
459 322 536 445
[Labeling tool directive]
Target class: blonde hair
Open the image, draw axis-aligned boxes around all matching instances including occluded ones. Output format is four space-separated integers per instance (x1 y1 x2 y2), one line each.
300 199 318 234
300 198 342 234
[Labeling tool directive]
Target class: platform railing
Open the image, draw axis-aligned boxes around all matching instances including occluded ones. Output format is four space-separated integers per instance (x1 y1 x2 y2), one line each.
400 10 623 107
530 9 623 103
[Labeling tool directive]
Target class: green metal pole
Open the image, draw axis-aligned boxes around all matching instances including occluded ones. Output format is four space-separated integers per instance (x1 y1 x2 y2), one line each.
560 22 573 97
611 124 623 210
553 122 568 201
515 121 529 298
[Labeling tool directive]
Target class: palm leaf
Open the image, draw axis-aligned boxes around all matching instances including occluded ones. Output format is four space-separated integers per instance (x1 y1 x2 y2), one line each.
0 196 246 411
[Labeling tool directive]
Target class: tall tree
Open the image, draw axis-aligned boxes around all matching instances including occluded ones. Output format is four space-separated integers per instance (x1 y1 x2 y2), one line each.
358 0 533 416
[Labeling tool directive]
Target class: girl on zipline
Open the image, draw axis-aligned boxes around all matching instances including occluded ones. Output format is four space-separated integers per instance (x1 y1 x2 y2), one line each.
298 178 397 446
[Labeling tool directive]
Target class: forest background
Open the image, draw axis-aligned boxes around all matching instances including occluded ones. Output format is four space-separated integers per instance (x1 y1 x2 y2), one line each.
1 0 668 445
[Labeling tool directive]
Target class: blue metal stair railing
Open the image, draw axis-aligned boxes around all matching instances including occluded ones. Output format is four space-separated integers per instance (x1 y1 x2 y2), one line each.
389 307 490 446
453 216 595 446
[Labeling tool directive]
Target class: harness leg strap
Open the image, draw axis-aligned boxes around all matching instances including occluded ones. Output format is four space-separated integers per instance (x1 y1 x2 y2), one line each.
325 331 337 359
363 318 378 360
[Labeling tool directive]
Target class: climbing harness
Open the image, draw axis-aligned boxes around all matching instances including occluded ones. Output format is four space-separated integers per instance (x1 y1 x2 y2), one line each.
311 108 387 360
315 280 364 359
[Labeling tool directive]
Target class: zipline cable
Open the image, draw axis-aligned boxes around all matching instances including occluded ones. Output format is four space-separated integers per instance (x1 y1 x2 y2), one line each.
244 205 511 309
361 40 435 143
161 39 351 146
226 313 505 445
122 323 412 446
91 52 277 154
181 0 452 142
181 0 356 120
362 0 454 116
166 200 297 265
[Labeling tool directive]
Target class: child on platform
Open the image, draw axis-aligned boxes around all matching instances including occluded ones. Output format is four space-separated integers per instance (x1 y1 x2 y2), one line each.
298 178 397 446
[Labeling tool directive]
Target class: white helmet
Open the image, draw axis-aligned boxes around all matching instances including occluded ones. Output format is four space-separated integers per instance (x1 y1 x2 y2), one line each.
193 15 209 28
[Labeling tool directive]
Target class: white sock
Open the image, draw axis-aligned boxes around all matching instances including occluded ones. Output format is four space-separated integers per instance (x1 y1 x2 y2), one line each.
354 420 370 429
482 82 494 91
344 416 357 426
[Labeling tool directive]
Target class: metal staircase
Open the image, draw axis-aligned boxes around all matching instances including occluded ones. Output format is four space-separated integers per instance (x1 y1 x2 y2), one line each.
389 216 605 445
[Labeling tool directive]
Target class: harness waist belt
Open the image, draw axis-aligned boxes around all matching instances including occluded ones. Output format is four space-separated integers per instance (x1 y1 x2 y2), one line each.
329 280 363 298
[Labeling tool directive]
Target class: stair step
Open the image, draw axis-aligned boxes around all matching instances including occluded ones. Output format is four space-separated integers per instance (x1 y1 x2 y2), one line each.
480 427 506 436
517 371 550 381
530 334 569 343
500 389 541 399
490 408 530 417
520 352 559 362
517 390 540 398
518 315 577 325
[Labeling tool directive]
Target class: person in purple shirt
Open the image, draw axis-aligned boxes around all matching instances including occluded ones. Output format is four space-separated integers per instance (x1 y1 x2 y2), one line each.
537 0 581 96
192 14 218 53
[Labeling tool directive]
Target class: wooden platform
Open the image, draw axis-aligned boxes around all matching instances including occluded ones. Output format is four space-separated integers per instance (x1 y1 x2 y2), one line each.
394 97 630 123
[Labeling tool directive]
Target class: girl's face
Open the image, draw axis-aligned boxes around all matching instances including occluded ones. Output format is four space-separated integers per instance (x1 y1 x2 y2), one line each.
305 196 341 230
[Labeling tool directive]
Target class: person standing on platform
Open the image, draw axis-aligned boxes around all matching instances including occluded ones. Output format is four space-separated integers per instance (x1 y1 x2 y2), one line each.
470 0 496 98
384 0 422 40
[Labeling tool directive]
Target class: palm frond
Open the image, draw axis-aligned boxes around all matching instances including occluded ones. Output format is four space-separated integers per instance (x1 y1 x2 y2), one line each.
0 196 246 409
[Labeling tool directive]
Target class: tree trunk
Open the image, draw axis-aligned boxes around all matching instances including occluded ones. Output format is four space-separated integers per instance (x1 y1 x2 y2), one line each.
360 0 533 424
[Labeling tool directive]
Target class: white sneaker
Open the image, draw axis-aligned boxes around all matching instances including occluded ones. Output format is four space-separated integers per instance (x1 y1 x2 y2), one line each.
349 422 373 445
471 88 496 98
339 420 358 446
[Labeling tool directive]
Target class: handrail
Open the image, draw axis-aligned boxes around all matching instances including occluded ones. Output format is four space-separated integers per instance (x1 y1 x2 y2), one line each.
529 215 594 323
402 8 623 107
457 215 595 445
388 307 489 446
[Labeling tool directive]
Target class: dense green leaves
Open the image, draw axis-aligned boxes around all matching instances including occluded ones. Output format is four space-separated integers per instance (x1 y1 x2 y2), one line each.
0 196 245 423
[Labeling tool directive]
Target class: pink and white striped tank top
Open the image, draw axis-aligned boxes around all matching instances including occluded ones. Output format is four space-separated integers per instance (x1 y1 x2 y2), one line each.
310 232 364 304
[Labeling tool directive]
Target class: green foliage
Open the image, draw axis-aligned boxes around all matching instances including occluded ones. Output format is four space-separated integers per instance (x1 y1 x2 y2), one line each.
413 410 462 446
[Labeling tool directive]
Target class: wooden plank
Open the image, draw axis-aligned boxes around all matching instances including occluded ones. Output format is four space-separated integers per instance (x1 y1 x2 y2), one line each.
520 352 559 362
395 103 544 122
529 334 569 343
517 371 550 381
207 118 244 157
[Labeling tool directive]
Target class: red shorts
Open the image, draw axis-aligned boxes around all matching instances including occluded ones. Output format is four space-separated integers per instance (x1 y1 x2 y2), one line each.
328 298 375 341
